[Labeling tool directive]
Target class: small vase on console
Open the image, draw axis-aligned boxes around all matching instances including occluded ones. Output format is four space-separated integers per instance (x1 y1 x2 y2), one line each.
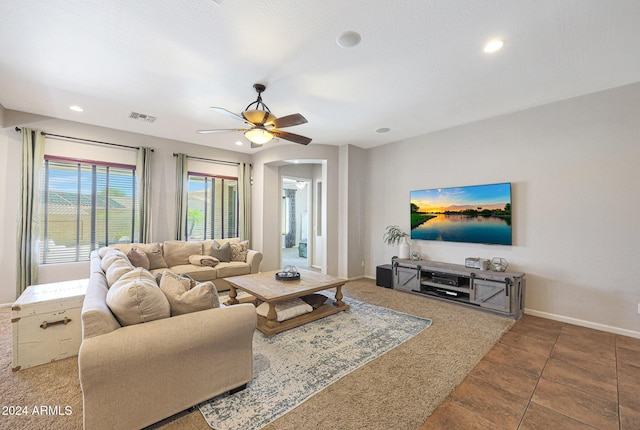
398 237 410 259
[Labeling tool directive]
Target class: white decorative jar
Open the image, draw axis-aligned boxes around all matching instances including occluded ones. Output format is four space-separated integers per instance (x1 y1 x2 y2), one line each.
398 237 410 259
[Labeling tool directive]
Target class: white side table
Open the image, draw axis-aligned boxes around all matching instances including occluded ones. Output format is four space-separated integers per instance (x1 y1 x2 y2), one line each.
11 279 88 371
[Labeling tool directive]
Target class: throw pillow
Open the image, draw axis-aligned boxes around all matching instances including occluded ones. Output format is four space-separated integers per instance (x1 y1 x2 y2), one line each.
230 241 248 262
141 244 168 270
127 247 150 270
210 241 231 262
159 271 220 316
107 268 170 326
256 298 313 322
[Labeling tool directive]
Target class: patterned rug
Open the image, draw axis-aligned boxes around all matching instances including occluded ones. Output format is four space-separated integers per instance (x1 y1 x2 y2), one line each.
199 296 432 430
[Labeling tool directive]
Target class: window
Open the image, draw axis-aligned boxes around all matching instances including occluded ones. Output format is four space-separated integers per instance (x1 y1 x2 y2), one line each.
39 157 139 263
186 173 238 241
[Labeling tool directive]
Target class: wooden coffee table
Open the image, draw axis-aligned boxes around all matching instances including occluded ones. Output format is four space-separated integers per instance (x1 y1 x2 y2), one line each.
224 269 349 337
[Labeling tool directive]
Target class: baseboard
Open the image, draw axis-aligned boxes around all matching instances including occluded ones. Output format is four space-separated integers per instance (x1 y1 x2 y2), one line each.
524 308 640 339
0 303 12 309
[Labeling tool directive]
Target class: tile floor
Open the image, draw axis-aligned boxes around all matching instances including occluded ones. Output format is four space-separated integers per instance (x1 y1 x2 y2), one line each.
421 314 640 430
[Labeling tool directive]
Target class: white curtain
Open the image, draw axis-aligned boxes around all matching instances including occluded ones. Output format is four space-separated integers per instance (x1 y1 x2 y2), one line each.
17 128 45 296
175 153 188 240
238 162 252 244
136 147 152 243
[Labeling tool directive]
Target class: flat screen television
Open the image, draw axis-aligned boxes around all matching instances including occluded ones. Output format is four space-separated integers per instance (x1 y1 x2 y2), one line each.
410 182 512 245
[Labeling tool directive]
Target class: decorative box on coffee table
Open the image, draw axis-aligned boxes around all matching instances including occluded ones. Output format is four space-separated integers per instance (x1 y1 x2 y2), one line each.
11 278 88 371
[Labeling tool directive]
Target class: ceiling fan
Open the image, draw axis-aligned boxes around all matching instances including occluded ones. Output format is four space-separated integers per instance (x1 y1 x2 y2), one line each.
198 83 312 148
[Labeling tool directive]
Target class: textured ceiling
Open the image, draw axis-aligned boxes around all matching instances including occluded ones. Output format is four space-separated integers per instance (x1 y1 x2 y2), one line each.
1 0 639 153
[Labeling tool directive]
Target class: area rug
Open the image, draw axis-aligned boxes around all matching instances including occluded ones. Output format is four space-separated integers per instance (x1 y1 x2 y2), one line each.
198 296 432 430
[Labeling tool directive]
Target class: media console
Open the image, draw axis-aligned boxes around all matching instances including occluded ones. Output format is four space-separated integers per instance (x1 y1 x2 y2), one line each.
391 258 525 319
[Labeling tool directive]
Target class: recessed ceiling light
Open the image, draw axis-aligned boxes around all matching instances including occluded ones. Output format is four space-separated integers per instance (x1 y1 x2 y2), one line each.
337 31 361 48
69 105 84 112
376 127 391 133
483 39 504 53
235 140 243 146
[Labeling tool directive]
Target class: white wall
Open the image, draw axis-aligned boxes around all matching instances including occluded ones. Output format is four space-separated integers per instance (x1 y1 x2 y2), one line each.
339 145 368 279
0 115 250 304
366 82 640 336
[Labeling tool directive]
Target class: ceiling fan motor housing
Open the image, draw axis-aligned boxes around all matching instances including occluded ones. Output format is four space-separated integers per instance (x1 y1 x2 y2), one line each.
243 109 276 126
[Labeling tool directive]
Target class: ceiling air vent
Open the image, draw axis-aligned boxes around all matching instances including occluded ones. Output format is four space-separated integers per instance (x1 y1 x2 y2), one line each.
129 111 156 123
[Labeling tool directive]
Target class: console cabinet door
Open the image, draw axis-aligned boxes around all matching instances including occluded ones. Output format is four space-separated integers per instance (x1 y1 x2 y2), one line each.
393 266 420 292
472 279 510 313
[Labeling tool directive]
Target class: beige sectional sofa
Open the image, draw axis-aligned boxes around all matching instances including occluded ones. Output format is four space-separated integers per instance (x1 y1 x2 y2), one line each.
78 239 261 430
108 238 263 291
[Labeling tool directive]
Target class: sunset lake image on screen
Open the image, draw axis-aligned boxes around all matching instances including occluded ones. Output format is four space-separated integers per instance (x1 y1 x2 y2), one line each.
410 183 512 245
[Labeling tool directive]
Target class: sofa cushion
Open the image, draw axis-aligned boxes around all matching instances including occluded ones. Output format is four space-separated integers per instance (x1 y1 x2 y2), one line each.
105 258 134 286
256 298 313 322
127 247 150 270
106 268 170 326
163 240 202 267
230 241 249 262
214 262 252 278
210 241 231 262
164 265 218 282
159 271 220 316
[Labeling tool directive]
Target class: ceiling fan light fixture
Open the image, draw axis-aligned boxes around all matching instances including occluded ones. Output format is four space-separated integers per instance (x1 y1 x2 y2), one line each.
245 128 273 144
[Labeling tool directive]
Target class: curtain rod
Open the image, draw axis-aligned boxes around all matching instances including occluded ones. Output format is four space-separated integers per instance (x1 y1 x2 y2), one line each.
173 153 244 167
14 127 154 152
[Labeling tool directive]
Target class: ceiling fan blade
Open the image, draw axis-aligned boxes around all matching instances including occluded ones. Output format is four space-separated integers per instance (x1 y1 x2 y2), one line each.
210 107 253 125
273 113 308 129
197 128 247 134
270 129 312 145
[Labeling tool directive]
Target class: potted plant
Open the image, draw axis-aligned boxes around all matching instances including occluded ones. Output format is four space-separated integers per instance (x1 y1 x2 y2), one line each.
383 225 410 258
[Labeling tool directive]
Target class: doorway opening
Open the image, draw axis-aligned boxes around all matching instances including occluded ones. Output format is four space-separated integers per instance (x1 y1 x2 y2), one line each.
281 177 312 270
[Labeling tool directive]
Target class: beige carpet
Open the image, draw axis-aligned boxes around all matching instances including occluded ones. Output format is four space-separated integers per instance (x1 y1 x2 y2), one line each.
1 279 514 430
